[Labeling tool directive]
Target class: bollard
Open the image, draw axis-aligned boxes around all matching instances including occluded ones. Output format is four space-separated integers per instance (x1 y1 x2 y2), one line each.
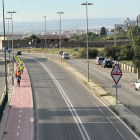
129 65 132 72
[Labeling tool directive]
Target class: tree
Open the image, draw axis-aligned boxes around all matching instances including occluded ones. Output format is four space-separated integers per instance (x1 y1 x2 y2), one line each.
28 34 37 42
126 25 140 39
133 46 140 79
100 27 106 36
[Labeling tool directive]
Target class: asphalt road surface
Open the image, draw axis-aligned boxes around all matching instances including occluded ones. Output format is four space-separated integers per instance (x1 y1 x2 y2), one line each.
21 54 139 140
45 54 140 118
0 51 9 99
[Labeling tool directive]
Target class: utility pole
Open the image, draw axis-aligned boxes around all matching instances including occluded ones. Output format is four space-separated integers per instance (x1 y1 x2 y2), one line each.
130 25 135 54
114 24 116 45
137 16 139 44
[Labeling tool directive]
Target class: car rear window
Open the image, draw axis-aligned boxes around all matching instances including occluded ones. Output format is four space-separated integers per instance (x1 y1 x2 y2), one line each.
106 61 111 64
99 58 105 60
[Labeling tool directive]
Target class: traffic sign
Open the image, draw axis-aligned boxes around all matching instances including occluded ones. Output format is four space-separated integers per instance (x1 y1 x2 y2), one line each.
111 64 122 85
59 51 63 55
85 51 89 54
112 85 121 88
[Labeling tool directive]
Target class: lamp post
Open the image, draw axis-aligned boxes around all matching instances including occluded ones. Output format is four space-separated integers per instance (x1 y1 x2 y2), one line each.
44 16 47 53
5 18 11 60
81 1 93 82
7 11 16 75
57 12 64 62
2 0 8 100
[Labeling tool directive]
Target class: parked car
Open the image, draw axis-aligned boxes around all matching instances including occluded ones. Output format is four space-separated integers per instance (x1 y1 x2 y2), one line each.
102 60 112 68
15 51 21 55
134 79 140 90
62 52 69 59
95 57 105 65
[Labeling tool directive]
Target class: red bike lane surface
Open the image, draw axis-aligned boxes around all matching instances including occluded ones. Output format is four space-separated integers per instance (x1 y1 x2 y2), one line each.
3 64 33 140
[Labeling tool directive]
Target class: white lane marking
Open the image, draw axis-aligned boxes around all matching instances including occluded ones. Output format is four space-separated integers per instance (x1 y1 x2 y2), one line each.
78 73 140 140
53 56 140 139
24 56 139 140
40 62 89 140
19 120 20 123
20 110 22 112
18 126 20 129
24 57 89 140
19 115 21 117
17 133 19 136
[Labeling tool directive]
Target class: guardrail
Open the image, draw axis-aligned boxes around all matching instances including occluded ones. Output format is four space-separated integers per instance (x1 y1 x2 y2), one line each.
110 59 137 74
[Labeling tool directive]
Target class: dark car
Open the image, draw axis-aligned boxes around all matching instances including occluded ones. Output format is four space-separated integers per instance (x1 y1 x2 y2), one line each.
16 51 21 55
102 60 112 68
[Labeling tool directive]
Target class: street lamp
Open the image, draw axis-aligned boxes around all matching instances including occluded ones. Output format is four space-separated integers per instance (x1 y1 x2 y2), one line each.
57 12 64 62
2 0 8 100
44 16 47 53
7 11 17 75
81 1 93 82
5 18 11 60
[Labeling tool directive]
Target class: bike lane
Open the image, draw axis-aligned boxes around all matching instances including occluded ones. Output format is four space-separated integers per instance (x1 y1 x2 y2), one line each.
3 63 33 140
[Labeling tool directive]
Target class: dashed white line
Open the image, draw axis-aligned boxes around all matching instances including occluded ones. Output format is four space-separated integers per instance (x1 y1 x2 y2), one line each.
17 133 19 136
19 120 20 123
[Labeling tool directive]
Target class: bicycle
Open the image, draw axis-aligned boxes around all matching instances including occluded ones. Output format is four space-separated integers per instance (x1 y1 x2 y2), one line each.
11 76 14 86
17 77 21 87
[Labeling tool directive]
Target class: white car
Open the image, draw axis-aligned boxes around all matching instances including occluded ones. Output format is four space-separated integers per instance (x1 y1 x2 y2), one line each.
62 52 69 59
134 79 140 90
95 56 105 65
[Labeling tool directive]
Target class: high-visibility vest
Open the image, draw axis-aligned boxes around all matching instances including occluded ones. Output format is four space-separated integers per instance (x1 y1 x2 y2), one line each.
15 70 17 75
17 72 21 76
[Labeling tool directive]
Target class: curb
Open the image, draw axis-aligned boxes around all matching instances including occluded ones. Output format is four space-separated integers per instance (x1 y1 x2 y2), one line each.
25 64 37 140
40 55 140 138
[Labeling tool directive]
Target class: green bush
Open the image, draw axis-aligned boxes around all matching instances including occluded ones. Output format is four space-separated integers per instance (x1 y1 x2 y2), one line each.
79 48 98 58
79 48 86 58
103 45 134 60
88 48 99 58
73 48 79 51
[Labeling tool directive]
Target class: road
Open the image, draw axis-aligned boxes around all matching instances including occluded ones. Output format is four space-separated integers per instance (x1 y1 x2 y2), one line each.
21 54 138 140
45 54 140 118
0 51 9 99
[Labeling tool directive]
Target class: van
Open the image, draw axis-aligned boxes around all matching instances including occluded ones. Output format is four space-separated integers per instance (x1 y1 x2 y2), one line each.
95 57 105 65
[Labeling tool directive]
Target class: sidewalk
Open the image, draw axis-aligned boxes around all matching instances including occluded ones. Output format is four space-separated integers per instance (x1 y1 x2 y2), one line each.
2 64 33 140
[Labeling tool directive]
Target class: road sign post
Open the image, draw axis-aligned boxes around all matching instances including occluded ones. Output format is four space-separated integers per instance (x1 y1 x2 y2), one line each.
111 64 122 104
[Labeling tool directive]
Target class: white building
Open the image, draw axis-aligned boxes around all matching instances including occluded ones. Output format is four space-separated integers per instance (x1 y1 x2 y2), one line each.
116 14 140 29
0 34 22 49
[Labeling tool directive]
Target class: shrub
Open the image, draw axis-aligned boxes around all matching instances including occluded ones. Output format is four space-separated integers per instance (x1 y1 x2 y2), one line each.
88 48 99 58
79 48 98 58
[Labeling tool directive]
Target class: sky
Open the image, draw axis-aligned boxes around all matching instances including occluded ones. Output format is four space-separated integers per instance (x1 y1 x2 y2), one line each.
0 0 139 32
1 0 140 22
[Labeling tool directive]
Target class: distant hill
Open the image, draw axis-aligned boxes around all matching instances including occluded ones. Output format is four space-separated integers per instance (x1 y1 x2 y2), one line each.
0 18 135 33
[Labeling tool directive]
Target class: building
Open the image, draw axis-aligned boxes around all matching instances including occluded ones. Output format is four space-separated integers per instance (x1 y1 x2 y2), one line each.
116 14 140 29
0 34 22 49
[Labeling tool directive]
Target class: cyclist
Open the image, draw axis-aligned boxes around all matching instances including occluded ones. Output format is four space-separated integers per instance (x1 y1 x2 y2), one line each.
17 71 21 86
15 69 18 78
17 76 21 86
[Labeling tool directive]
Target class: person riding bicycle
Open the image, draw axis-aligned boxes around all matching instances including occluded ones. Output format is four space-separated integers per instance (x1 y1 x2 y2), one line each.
17 71 21 86
17 76 21 86
15 69 18 78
